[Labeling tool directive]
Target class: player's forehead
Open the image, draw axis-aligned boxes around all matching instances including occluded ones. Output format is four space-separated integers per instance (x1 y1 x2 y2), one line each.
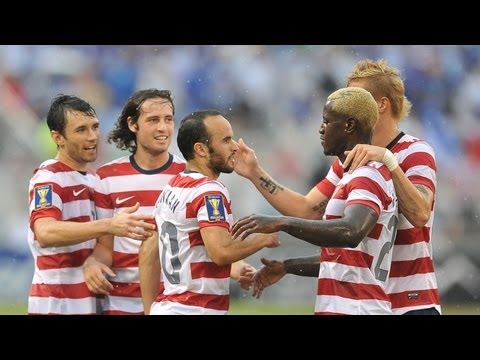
65 110 99 130
204 115 232 140
140 98 173 115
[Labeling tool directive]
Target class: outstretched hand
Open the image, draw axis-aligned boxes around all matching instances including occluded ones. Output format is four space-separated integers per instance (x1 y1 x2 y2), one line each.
343 144 386 172
233 138 260 179
252 258 287 299
231 214 282 240
111 202 156 240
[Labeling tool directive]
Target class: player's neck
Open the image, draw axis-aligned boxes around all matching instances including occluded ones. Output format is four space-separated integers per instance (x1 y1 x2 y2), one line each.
133 150 170 170
55 153 88 172
186 160 219 180
372 117 400 148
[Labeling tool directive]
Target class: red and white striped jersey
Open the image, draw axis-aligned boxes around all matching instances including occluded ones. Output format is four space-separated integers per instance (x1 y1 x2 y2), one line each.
149 171 233 315
315 162 398 315
94 154 185 315
28 159 97 315
316 132 440 314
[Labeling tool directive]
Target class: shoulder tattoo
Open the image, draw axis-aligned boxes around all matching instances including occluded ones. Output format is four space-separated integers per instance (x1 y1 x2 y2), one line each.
312 200 328 216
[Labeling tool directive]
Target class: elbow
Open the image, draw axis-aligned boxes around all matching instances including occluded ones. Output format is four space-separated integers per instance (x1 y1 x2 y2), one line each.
35 231 54 248
410 211 430 228
343 228 364 248
209 252 232 267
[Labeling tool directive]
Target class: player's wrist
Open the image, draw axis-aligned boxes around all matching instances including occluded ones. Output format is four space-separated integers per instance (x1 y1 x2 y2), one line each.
382 149 399 171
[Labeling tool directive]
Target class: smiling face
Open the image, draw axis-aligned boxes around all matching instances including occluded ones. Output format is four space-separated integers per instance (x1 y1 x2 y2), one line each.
53 110 99 170
319 101 349 157
129 98 174 157
204 115 239 175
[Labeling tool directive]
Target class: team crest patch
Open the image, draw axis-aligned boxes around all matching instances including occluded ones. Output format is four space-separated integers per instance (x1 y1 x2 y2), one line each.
205 194 226 222
34 184 53 209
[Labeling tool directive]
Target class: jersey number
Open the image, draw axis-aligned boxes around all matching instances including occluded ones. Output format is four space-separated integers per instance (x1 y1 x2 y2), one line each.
159 221 182 284
374 214 398 282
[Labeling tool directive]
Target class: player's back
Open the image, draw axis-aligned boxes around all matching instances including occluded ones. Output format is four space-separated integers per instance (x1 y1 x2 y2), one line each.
151 171 233 315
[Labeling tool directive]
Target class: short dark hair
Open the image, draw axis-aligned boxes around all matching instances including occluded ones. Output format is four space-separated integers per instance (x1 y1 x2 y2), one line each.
177 110 222 160
108 89 174 153
46 94 96 135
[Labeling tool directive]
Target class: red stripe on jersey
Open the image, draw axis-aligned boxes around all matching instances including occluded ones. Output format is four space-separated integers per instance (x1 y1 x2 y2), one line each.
395 226 431 245
190 262 231 279
62 185 93 203
317 278 390 301
347 199 380 215
316 178 336 197
109 282 142 298
39 161 79 174
154 282 165 302
172 175 211 189
389 257 435 278
188 231 204 247
391 138 420 153
94 191 113 209
401 151 437 172
112 252 138 268
347 176 392 210
366 223 383 240
375 163 393 181
161 290 229 311
30 282 92 299
30 207 62 227
320 248 374 268
103 310 144 315
37 248 93 270
108 190 163 208
325 215 342 220
198 220 230 230
97 161 185 179
389 288 440 309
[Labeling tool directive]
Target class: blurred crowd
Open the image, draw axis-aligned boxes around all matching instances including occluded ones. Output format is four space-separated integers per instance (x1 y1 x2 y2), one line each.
0 45 479 306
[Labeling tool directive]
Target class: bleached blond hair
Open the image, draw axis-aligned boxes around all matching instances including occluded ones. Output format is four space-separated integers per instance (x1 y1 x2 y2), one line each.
327 87 379 131
346 59 412 122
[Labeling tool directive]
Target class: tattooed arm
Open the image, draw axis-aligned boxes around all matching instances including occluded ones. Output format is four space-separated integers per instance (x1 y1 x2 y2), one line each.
234 138 329 220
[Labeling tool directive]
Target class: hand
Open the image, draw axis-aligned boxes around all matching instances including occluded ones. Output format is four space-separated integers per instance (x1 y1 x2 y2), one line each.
233 138 260 179
83 257 116 295
252 258 286 299
231 214 281 240
343 144 386 172
237 263 256 291
110 202 156 240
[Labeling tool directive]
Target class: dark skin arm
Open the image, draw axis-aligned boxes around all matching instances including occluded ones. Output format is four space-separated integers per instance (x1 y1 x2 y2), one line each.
251 255 320 298
232 203 379 249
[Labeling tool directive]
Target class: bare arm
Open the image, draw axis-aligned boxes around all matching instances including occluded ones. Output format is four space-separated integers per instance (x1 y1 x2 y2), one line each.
390 167 433 227
34 202 156 248
234 138 328 219
83 234 115 295
139 230 160 315
343 144 433 227
232 204 378 248
201 226 279 266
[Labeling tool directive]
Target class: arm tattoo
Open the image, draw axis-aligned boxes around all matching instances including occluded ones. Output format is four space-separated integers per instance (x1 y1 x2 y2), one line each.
312 200 328 217
259 176 284 195
415 185 429 198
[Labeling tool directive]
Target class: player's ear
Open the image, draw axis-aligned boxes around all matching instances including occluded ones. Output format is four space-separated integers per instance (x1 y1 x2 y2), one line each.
51 130 64 147
194 142 208 157
345 117 356 134
127 116 139 132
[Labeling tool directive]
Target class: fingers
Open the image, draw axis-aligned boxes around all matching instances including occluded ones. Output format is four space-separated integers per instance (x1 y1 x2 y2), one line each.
85 270 114 295
123 202 141 213
260 258 272 266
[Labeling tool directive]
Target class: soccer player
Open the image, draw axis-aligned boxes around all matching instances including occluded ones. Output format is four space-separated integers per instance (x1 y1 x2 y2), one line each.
139 110 279 315
28 94 155 315
234 59 440 315
232 87 398 315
